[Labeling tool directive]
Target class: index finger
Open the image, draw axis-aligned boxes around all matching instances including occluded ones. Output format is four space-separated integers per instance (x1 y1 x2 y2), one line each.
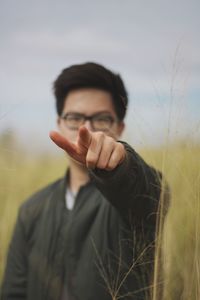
49 131 77 156
77 126 92 149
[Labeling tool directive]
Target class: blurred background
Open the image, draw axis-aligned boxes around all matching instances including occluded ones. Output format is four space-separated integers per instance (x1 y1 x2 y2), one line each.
0 1 200 299
0 0 199 152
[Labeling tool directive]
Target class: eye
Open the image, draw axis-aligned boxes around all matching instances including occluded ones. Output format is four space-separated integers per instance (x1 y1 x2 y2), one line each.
67 114 83 121
94 115 113 122
61 113 85 130
63 113 84 122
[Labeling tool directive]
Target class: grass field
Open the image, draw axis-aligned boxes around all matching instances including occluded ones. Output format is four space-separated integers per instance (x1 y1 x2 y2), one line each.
0 135 199 299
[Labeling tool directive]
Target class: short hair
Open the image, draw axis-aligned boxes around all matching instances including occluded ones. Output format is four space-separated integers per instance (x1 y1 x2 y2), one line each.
53 62 128 121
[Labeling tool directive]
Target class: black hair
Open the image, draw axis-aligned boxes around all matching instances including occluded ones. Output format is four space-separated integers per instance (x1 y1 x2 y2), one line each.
53 62 128 121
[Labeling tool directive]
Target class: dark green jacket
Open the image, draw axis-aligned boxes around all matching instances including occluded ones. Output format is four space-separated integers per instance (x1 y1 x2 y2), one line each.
0 143 169 300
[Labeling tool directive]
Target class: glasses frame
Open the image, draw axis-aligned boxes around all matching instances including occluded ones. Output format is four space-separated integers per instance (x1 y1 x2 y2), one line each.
60 112 117 131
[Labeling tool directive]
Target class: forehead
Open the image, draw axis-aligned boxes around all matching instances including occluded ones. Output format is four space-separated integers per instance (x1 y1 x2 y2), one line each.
62 88 116 115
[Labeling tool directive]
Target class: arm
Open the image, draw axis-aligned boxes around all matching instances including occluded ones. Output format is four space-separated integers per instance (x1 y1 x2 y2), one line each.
90 142 170 225
0 208 27 299
49 126 170 224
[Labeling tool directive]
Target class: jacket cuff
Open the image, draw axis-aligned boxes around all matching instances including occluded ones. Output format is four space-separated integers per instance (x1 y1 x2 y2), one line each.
89 141 138 183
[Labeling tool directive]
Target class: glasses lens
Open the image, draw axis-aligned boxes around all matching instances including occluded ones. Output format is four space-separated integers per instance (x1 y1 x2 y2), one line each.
92 115 114 131
62 113 115 131
63 114 84 129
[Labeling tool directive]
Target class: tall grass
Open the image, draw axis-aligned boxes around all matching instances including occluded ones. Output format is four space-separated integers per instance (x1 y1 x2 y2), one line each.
0 134 199 299
140 142 200 299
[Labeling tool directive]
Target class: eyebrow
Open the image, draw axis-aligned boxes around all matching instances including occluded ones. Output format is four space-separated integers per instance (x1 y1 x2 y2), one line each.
62 110 114 116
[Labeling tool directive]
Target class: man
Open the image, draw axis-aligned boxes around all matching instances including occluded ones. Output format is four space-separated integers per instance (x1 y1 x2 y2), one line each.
1 62 169 300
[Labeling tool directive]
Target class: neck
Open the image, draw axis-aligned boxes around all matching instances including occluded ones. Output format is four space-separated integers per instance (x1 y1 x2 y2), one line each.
68 160 90 194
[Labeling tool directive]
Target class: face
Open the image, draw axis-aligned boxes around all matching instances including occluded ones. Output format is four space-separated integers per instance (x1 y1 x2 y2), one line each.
57 88 125 143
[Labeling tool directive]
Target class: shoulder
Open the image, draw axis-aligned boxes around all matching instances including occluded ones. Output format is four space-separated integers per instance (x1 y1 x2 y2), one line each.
22 178 62 208
18 177 65 225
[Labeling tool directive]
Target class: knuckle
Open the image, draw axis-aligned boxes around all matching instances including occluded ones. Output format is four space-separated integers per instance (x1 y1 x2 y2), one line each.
110 155 117 165
87 157 96 165
106 161 115 171
117 142 124 151
97 160 107 169
90 133 104 150
116 143 125 157
107 150 122 170
103 136 115 150
86 153 98 166
86 160 95 169
106 135 114 142
94 131 105 140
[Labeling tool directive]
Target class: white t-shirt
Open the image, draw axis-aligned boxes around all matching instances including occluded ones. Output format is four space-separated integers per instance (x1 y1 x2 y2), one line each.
65 188 76 210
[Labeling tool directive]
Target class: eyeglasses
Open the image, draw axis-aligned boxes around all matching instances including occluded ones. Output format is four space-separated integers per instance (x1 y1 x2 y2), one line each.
60 112 117 131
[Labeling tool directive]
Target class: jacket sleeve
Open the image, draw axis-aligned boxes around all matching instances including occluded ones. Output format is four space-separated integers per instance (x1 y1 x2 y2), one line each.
0 207 27 300
89 142 170 225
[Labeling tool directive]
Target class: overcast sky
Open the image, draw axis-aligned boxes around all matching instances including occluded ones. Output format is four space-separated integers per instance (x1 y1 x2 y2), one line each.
0 0 199 152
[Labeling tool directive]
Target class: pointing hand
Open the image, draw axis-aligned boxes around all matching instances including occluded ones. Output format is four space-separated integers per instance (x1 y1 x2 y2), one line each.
49 126 126 170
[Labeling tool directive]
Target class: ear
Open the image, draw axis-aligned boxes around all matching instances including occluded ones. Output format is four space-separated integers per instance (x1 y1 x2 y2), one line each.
117 121 125 137
57 116 61 128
